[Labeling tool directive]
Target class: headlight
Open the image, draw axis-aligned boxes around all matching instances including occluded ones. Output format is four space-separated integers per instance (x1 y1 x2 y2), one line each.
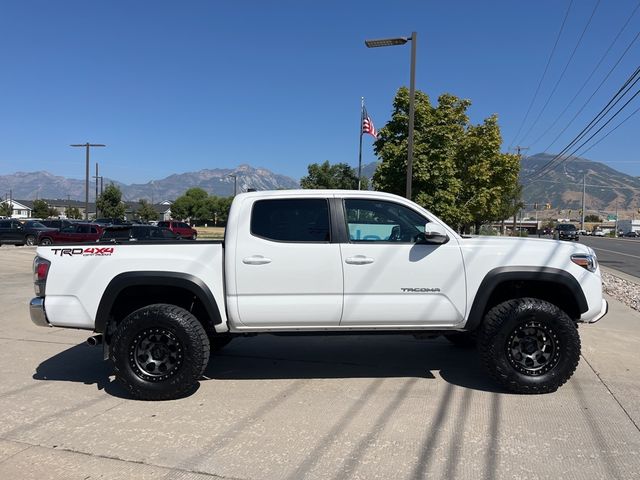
571 254 598 273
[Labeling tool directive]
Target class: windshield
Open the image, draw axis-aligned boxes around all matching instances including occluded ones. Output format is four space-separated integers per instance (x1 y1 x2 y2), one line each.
557 224 576 231
25 221 46 228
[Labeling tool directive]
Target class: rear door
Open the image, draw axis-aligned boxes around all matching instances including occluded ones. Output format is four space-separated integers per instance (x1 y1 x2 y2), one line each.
339 198 467 327
230 197 343 327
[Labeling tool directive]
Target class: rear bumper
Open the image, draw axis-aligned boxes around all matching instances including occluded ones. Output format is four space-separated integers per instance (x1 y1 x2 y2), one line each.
29 297 51 327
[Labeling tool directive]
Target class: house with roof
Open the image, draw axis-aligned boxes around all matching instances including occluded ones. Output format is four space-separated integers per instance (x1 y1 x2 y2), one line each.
0 200 32 219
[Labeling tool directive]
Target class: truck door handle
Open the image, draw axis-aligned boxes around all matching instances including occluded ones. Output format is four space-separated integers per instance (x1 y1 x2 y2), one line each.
242 255 272 265
345 255 375 265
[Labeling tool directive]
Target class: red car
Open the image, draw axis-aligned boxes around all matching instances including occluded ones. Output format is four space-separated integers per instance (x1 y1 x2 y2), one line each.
157 221 197 239
38 223 104 245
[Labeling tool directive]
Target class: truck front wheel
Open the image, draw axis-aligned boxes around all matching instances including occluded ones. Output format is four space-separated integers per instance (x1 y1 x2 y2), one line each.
111 304 210 400
478 298 580 394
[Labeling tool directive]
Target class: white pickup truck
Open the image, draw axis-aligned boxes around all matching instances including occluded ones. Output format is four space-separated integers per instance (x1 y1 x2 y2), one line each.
29 190 607 400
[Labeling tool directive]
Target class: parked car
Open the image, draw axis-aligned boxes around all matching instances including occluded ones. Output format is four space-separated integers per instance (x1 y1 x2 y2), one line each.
40 219 76 230
623 231 639 238
593 230 605 237
157 220 197 239
555 223 579 241
37 223 104 245
100 225 180 242
94 218 132 227
0 219 56 246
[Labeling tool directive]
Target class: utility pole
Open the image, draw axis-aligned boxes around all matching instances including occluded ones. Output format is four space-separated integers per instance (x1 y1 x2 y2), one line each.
513 146 529 235
227 174 237 196
93 172 104 216
70 143 105 220
94 163 99 218
581 174 586 231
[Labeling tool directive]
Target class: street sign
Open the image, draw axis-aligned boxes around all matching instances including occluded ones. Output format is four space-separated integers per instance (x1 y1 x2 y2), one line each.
607 214 617 221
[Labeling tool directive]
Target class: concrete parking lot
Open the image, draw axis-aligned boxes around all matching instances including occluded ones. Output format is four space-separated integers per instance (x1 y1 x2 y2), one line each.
1 246 639 479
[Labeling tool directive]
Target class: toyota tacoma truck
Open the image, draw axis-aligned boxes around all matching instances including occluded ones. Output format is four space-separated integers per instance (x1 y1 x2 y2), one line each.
29 190 607 400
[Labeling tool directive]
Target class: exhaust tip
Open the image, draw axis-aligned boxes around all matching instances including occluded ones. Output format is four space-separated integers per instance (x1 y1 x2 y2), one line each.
87 335 103 346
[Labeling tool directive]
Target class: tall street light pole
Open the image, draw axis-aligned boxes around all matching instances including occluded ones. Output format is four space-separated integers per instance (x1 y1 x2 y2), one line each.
227 174 237 196
71 143 105 220
365 32 417 199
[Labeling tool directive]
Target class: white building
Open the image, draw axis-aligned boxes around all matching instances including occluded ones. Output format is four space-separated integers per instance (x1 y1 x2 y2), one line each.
617 220 640 234
0 200 32 219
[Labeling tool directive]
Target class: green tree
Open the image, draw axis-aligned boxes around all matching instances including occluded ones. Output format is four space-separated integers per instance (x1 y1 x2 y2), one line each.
373 87 520 229
301 161 365 190
66 206 82 219
206 195 233 225
136 199 158 222
170 188 209 221
32 199 49 219
96 183 126 219
584 214 602 222
48 207 59 217
0 202 13 217
455 115 520 232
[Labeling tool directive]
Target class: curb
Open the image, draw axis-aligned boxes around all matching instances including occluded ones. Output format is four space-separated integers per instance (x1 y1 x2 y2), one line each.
600 265 640 286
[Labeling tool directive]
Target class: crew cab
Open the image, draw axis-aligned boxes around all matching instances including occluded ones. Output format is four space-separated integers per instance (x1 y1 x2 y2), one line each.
29 190 607 400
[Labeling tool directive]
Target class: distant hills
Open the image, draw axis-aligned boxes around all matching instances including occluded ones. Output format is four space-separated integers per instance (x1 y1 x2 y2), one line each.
520 153 640 213
1 155 638 214
0 165 299 202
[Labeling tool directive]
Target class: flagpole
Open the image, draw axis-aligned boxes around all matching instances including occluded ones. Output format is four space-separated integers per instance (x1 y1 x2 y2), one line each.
358 97 364 190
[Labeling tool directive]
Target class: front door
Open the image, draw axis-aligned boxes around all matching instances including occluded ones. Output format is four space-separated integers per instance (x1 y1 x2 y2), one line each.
232 197 343 328
339 198 467 327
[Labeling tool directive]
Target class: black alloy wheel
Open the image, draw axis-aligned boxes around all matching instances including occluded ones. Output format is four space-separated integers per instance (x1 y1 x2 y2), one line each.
478 298 580 394
111 304 210 400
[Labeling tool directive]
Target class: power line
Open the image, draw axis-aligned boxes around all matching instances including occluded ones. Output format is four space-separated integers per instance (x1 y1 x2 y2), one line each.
528 1 640 149
565 89 640 157
527 65 640 179
541 29 640 153
517 0 601 146
577 105 640 157
507 0 573 150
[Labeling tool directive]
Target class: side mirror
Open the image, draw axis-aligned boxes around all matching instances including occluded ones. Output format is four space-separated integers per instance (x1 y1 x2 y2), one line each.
419 222 449 245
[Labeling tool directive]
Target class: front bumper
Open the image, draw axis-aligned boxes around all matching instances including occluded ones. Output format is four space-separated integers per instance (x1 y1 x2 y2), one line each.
29 297 51 327
586 299 608 324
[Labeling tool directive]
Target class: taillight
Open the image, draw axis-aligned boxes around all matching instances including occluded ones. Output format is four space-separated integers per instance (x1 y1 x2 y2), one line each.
33 256 51 297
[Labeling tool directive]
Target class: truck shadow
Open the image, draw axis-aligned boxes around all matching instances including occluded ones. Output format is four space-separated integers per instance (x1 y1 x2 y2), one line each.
207 335 507 393
32 335 508 398
32 343 132 399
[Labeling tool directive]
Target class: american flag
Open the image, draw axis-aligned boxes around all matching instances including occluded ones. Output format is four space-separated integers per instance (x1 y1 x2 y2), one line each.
362 106 377 138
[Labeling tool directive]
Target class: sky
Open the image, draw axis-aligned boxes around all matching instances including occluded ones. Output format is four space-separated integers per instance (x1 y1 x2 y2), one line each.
1 0 639 184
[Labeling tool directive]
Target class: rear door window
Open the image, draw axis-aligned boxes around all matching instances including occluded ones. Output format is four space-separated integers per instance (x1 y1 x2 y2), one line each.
251 199 330 242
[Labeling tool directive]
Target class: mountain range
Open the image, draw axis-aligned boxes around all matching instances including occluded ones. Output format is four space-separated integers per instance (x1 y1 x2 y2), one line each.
0 165 299 202
1 155 638 214
520 153 640 213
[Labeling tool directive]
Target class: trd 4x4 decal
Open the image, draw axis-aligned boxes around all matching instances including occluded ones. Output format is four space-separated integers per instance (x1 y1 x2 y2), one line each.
51 247 114 257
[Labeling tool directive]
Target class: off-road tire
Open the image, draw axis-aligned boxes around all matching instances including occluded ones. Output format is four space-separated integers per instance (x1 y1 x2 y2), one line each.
111 304 210 400
478 298 580 394
444 331 477 348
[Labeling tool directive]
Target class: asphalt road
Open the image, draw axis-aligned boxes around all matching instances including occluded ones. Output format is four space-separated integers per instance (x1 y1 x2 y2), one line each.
579 236 640 278
1 247 639 479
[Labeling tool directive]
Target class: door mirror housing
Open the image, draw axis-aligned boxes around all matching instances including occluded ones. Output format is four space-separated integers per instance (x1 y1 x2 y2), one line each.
418 222 449 245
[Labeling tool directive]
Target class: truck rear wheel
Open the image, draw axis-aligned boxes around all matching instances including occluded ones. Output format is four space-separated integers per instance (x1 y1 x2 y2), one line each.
478 298 580 394
111 304 210 400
